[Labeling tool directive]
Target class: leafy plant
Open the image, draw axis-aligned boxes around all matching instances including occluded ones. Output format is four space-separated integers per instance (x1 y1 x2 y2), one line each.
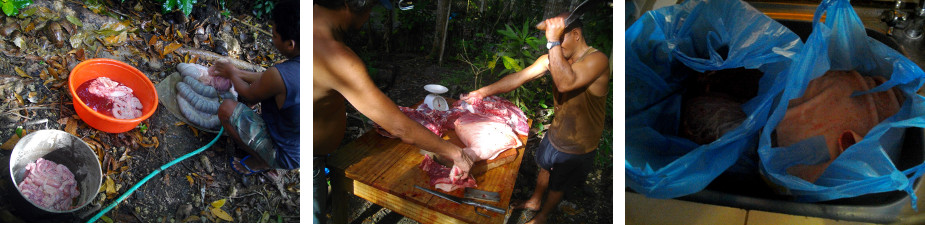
595 83 613 168
163 0 196 16
253 0 274 18
492 20 550 130
219 0 229 17
118 0 196 17
1 0 31 17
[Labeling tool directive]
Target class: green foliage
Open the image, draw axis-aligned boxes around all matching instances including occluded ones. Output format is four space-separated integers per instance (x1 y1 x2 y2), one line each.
137 123 148 133
595 81 613 168
495 21 546 74
596 128 612 167
492 21 551 130
219 0 230 17
1 0 31 17
580 4 614 62
253 0 274 18
155 0 196 17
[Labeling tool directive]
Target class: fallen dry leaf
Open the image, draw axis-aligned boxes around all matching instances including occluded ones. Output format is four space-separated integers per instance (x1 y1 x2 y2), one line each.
210 207 233 222
211 199 226 208
188 126 199 137
75 48 86 61
186 175 194 186
14 93 24 105
286 183 299 193
163 43 182 56
104 176 115 195
148 35 158 47
1 135 21 151
15 67 30 78
182 216 199 223
48 67 58 79
23 22 35 33
65 117 78 135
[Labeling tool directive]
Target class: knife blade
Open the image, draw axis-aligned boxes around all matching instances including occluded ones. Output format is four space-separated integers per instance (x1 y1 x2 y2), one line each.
464 188 501 202
414 185 506 214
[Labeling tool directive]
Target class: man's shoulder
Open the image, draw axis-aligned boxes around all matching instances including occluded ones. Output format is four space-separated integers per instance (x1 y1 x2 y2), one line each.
314 38 357 61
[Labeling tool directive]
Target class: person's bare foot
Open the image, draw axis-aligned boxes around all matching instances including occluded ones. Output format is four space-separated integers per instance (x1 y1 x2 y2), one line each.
231 156 269 175
511 199 541 211
525 214 546 224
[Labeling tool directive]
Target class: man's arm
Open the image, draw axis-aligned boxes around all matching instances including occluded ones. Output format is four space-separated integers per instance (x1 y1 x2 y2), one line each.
545 18 608 93
235 70 264 83
468 55 550 101
547 47 607 93
211 60 282 105
322 46 473 180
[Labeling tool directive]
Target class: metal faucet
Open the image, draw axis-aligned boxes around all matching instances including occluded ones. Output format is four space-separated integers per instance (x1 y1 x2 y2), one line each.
881 0 925 39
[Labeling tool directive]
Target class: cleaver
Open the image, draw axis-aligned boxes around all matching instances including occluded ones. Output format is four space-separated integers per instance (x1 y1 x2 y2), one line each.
535 0 606 30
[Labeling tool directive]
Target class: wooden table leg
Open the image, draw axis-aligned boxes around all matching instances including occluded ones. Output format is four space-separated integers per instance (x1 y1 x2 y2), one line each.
331 167 353 224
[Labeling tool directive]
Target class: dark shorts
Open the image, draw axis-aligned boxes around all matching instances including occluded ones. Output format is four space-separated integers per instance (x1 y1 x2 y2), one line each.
535 134 595 191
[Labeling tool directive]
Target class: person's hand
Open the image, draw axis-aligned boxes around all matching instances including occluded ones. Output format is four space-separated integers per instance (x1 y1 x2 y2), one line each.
463 89 486 105
448 148 474 183
544 16 566 42
208 58 236 78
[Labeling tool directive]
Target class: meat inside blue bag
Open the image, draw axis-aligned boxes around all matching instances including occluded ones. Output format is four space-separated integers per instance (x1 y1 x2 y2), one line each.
757 0 925 208
625 0 802 198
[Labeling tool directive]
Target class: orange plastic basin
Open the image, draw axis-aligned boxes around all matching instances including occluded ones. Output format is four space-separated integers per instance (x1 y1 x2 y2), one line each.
68 58 157 133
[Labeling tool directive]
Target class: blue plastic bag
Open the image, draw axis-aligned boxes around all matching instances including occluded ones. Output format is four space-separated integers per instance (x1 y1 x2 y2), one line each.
625 0 802 198
758 0 925 206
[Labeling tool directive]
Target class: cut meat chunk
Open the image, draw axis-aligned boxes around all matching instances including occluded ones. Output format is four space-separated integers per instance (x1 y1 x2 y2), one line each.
375 106 444 137
419 154 477 192
776 70 904 183
76 77 143 119
18 158 80 211
455 114 523 161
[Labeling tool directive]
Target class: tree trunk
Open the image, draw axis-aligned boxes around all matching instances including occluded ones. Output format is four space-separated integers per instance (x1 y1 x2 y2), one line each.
385 9 394 53
479 0 485 13
429 0 451 61
438 2 451 65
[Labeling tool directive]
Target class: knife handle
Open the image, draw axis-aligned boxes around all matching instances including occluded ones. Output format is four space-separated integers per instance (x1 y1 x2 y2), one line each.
464 201 506 214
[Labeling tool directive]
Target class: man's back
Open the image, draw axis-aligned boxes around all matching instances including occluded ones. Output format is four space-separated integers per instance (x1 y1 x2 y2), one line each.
312 22 353 155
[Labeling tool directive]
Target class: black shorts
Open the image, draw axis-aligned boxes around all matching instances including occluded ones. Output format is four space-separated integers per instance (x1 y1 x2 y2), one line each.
534 134 595 191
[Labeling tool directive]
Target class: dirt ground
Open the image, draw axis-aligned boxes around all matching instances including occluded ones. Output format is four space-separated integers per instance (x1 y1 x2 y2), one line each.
328 52 613 223
0 0 298 222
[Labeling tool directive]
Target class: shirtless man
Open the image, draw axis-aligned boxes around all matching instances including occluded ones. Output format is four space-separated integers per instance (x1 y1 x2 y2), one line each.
465 13 610 223
313 0 475 223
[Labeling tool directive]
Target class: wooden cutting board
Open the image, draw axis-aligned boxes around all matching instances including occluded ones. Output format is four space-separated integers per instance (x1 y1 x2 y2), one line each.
334 119 532 223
